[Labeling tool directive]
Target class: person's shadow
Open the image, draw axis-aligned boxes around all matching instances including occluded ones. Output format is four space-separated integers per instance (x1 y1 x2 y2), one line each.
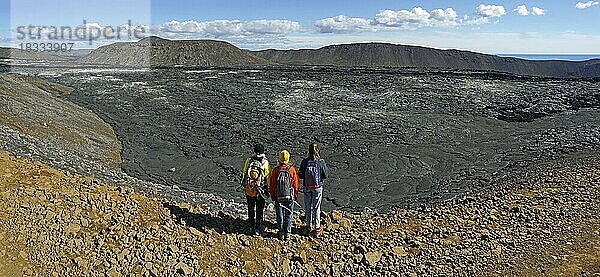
163 202 307 237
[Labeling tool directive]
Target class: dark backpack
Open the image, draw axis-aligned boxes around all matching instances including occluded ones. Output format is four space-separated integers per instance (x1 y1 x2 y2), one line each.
304 160 321 189
276 166 293 201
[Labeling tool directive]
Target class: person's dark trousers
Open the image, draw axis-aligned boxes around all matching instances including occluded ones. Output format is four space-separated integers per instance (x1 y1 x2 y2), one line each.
246 195 265 232
275 200 294 235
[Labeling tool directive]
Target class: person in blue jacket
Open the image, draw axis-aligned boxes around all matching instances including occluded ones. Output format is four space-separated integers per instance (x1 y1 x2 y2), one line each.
298 143 329 237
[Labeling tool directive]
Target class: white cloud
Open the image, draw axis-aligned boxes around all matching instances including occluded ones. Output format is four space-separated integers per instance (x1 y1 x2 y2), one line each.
514 5 529 16
316 7 466 33
118 23 150 33
429 8 461 27
315 15 378 33
530 7 545 16
145 20 302 50
466 17 492 26
79 22 103 32
576 1 599 9
376 7 462 29
155 19 301 37
243 20 302 34
375 7 432 28
515 5 545 16
476 4 507 17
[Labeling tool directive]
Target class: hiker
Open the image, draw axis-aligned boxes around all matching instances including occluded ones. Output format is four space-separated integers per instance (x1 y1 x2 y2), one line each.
269 150 299 241
299 143 329 237
241 144 270 236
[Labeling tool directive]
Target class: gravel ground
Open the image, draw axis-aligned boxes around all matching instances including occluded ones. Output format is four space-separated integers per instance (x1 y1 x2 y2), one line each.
0 151 598 276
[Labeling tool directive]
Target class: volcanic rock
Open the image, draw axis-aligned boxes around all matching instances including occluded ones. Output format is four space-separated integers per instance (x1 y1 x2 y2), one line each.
78 36 270 67
253 43 600 78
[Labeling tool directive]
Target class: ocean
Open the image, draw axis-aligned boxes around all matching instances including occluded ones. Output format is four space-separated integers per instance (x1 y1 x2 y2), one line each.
497 54 600 61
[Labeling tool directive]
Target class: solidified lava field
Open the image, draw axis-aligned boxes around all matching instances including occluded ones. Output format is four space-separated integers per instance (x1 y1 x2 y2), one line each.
35 67 600 211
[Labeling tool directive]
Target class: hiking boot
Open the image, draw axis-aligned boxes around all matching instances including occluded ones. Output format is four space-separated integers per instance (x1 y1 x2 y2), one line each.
256 225 265 235
304 226 312 236
316 227 323 235
312 227 323 238
284 233 290 241
278 233 285 241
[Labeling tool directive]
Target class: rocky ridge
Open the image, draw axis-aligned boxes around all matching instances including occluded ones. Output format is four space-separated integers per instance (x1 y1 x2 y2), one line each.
253 43 600 78
0 73 121 171
78 36 270 67
0 47 67 61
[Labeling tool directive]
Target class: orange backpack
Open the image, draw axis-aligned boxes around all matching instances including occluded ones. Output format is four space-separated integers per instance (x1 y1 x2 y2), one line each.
244 157 264 197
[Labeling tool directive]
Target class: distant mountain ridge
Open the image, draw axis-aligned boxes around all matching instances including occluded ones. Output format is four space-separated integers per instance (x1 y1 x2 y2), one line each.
78 36 270 67
252 43 600 78
0 47 66 61
5 37 599 78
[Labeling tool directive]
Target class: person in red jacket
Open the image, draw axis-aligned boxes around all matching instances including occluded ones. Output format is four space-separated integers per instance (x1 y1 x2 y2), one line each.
269 150 299 240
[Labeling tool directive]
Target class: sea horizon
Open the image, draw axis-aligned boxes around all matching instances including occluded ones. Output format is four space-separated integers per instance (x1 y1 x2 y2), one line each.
497 54 600 61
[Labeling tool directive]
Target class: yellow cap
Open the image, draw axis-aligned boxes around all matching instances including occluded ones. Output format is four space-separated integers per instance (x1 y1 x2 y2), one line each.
278 150 290 164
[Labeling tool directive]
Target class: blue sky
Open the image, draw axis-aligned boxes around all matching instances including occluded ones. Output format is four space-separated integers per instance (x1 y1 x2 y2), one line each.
150 0 597 32
2 0 600 53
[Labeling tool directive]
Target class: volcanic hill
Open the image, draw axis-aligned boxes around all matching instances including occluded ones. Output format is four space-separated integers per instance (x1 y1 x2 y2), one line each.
253 43 600 78
78 36 270 67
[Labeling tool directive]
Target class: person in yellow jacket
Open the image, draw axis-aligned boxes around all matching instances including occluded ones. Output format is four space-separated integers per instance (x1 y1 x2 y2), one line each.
241 144 270 236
